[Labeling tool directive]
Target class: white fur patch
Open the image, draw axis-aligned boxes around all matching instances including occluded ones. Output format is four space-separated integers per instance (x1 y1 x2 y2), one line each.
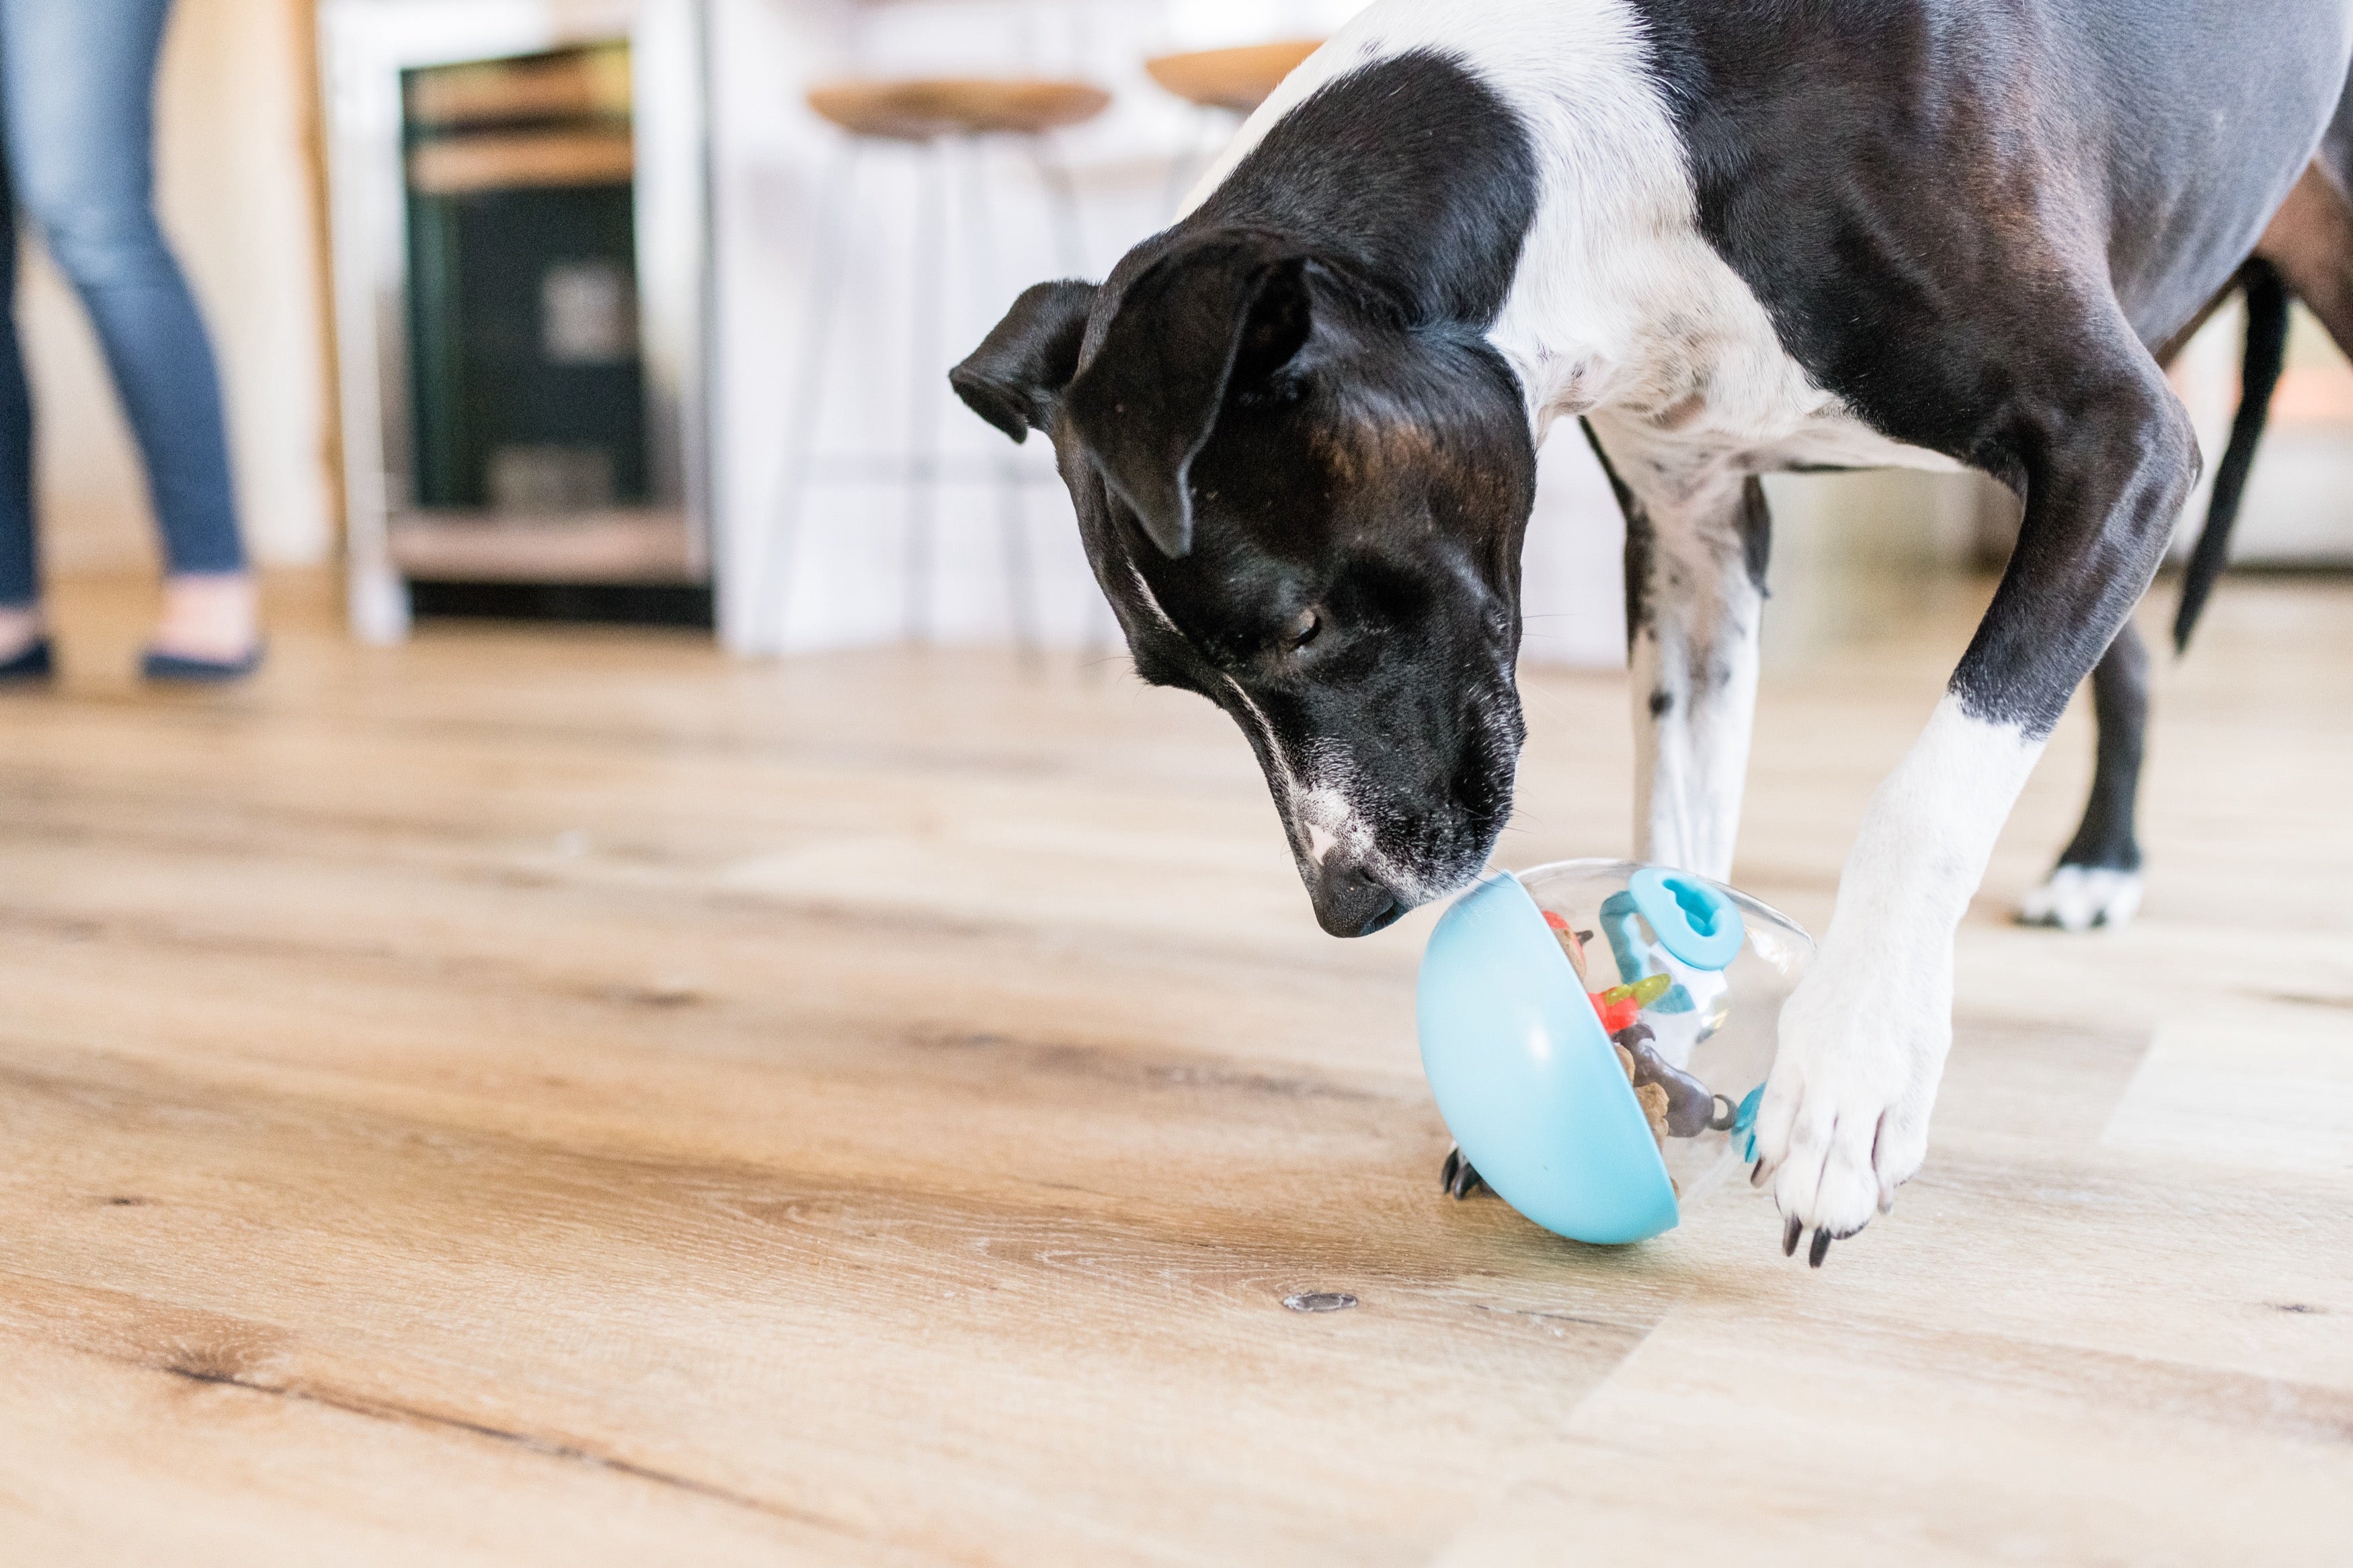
1296 747 1438 905
2019 866 2145 932
1625 474 1763 882
1751 698 2044 1237
1210 668 1435 904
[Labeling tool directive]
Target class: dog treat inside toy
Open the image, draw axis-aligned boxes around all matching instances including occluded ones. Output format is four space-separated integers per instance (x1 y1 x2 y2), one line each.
1611 1022 1725 1139
1560 911 1730 1147
1542 910 1591 977
1612 1042 1669 1143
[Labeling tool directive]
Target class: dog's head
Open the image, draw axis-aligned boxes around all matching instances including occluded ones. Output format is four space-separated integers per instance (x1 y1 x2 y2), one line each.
952 226 1538 936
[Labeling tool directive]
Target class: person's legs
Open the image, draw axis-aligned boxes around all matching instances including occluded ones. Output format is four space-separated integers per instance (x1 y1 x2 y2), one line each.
0 0 255 663
0 121 40 663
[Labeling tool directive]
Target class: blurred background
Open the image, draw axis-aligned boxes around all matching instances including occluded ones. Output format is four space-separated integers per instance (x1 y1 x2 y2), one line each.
28 0 2353 667
11 11 2351 1553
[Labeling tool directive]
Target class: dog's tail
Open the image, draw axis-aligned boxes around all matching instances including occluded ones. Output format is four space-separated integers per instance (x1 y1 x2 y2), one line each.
2172 259 2290 654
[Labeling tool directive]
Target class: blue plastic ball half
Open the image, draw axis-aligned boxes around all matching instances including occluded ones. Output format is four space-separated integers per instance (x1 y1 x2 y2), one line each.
1416 870 1679 1245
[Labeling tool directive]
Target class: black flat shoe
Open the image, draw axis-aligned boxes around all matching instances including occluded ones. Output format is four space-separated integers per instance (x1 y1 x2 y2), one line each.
141 643 264 684
0 636 52 683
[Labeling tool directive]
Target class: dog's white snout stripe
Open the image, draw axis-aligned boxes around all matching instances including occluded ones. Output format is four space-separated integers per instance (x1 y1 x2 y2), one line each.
1129 563 1431 899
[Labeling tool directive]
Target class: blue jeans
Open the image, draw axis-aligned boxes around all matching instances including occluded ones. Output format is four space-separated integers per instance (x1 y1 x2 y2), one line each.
0 0 244 606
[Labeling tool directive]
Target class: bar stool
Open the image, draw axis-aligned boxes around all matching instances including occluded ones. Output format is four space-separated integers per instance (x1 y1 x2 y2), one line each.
764 77 1109 652
1146 39 1322 208
1145 40 1322 112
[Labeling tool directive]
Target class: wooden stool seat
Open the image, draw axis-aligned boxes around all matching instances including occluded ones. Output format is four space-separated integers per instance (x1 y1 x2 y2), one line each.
806 77 1111 142
1144 40 1322 114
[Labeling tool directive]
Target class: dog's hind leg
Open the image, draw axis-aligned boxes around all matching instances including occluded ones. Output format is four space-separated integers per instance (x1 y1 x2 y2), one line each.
1585 421 1767 882
2019 153 2353 937
2018 621 2147 931
2016 151 2353 938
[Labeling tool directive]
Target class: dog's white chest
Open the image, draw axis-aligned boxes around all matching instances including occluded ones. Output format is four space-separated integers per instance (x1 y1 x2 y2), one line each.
1739 405 1965 476
1497 186 1964 485
1536 272 1965 497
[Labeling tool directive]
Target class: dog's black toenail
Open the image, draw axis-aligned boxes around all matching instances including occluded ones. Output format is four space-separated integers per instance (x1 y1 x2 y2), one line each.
1782 1214 1802 1256
1439 1145 1486 1200
1808 1229 1832 1268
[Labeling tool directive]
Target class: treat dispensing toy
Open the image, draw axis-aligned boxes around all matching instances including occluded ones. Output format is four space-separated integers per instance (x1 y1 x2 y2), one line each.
1417 860 1813 1245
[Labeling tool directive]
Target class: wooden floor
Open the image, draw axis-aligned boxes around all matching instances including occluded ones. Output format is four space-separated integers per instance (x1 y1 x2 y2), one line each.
2 570 2347 1565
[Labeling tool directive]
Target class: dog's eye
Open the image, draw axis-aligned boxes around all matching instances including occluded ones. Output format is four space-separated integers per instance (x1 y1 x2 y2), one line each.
1283 608 1321 649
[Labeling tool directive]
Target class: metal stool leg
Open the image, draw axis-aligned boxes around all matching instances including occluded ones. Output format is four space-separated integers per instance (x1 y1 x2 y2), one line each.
905 140 950 644
996 429 1042 669
1027 138 1119 669
757 137 859 651
1160 104 1223 218
1027 136 1087 278
959 137 1040 666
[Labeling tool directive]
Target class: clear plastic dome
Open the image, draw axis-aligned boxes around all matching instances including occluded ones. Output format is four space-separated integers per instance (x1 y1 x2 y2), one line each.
1516 859 1812 1198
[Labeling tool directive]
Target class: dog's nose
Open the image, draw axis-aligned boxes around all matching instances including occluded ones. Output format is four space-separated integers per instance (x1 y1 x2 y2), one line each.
1308 860 1404 938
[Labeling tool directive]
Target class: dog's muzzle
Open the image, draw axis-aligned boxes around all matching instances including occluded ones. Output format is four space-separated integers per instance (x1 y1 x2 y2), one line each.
1306 857 1406 937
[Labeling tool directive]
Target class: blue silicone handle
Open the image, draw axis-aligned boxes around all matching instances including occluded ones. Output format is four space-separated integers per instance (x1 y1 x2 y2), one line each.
1628 867 1747 971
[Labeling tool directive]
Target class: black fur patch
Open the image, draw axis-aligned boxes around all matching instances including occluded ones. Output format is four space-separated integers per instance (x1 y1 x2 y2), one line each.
1580 418 1654 647
1196 50 1541 329
2057 622 2150 872
1735 475 1771 595
949 280 1096 441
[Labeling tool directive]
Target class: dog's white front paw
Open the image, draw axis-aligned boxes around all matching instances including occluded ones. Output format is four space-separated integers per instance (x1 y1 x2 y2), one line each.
2017 864 2143 932
1747 949 1948 1265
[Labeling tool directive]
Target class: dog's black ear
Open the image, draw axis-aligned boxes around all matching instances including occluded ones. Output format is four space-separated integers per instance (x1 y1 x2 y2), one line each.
950 279 1099 443
1063 233 1312 558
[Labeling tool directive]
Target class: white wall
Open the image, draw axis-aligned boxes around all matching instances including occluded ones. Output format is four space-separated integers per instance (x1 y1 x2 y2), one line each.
22 0 333 579
2170 297 2353 565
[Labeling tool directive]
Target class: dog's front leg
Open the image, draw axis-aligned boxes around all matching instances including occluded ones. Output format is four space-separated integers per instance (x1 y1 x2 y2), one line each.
1751 347 2200 1264
1586 425 1767 882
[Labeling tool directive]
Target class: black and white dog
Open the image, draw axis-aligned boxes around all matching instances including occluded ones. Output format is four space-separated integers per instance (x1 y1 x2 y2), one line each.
951 0 2353 1262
